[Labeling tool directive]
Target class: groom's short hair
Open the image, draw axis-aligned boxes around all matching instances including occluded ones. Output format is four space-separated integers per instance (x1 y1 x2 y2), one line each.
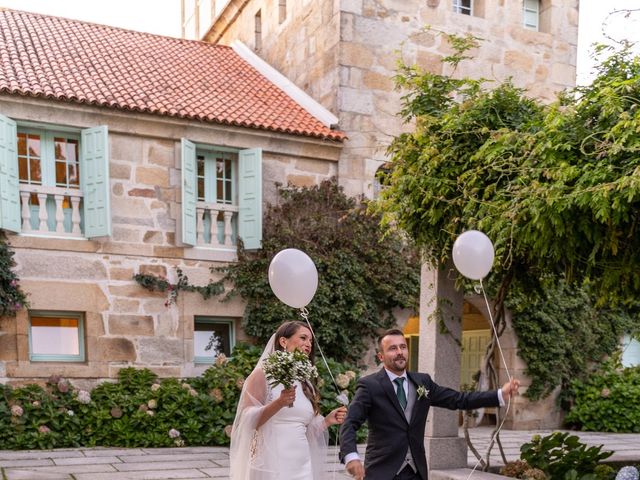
377 328 405 351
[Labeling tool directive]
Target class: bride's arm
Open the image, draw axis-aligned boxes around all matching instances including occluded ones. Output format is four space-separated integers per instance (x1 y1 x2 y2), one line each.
242 369 293 429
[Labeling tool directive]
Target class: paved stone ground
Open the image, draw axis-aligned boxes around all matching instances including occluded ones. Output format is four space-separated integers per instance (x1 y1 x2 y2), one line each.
0 428 638 479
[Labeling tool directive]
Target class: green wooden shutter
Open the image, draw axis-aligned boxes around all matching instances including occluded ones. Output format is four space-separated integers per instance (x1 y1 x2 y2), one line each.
81 125 111 238
181 139 197 246
0 114 20 233
238 148 262 250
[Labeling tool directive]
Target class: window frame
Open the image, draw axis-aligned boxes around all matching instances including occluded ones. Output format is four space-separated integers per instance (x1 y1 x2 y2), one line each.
28 310 86 362
523 0 540 30
453 0 473 16
17 127 81 190
193 316 235 364
196 146 238 205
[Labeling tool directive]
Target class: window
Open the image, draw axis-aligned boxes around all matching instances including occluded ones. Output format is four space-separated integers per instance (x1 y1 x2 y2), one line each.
181 139 262 250
255 10 262 52
372 162 391 199
0 114 111 238
453 0 472 15
194 317 234 364
29 311 85 362
622 334 640 367
523 0 540 30
197 150 235 204
279 0 287 24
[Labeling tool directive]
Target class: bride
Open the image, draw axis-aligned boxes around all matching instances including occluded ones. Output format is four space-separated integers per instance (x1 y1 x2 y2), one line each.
230 321 347 479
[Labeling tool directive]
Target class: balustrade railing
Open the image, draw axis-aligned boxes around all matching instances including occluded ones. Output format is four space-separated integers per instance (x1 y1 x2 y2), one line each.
195 202 238 247
19 185 84 237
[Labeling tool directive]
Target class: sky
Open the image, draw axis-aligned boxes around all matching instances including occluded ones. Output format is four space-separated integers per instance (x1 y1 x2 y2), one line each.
0 0 638 86
576 0 640 84
0 0 182 37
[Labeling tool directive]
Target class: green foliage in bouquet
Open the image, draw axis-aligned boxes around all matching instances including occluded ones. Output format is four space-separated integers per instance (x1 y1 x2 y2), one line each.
262 349 318 389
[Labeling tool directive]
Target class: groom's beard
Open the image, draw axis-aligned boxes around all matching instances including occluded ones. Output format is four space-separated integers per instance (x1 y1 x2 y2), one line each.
392 355 406 371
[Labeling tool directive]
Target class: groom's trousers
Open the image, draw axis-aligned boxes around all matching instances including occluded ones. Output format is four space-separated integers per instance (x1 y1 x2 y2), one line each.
393 465 421 480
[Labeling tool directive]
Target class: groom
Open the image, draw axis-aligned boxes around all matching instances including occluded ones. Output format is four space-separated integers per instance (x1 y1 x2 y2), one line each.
339 329 520 480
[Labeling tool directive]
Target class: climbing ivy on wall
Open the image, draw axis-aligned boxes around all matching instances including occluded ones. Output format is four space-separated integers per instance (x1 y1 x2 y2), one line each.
135 180 420 363
505 278 639 400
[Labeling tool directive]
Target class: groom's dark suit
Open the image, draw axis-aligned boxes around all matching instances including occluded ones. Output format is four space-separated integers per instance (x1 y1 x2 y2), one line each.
339 368 500 480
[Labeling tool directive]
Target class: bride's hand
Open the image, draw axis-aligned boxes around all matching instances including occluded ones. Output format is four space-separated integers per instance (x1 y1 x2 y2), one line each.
325 406 347 426
276 386 296 408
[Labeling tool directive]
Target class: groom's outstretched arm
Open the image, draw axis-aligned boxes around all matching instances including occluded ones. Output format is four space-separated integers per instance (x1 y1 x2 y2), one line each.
339 378 372 463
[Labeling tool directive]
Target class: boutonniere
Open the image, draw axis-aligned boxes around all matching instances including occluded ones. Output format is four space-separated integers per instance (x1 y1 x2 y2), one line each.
417 385 429 400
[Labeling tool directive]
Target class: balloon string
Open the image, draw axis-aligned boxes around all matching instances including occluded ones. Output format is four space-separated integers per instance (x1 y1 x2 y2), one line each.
298 307 344 480
299 307 341 396
465 279 512 480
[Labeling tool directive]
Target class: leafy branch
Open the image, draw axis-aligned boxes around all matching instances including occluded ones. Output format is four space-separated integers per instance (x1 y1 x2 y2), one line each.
133 268 223 307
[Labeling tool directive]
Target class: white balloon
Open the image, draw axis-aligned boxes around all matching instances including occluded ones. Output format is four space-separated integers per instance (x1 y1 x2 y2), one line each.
452 230 495 280
268 248 319 308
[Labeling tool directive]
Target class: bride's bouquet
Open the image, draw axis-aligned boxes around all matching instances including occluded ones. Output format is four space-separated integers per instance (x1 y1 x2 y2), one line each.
263 349 318 400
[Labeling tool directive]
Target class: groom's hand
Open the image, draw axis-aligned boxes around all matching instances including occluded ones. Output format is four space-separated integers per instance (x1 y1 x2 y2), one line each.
500 378 520 400
346 459 364 480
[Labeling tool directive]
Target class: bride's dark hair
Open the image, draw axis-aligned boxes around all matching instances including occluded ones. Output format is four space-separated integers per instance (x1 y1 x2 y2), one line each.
274 321 320 415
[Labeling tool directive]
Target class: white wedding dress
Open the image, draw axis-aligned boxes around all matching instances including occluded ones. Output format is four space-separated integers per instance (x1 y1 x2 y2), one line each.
253 381 315 479
229 335 328 480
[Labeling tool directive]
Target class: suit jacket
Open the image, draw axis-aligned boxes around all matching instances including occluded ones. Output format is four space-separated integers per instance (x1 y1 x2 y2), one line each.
339 368 500 480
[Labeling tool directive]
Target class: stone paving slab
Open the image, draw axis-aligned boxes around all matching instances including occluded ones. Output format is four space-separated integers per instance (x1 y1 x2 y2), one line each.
0 429 637 479
119 453 218 463
113 460 219 472
5 470 72 480
73 470 208 480
7 464 117 474
0 459 55 467
53 456 122 465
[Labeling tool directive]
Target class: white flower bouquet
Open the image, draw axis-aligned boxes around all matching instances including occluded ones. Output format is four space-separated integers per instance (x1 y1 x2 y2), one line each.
263 349 318 406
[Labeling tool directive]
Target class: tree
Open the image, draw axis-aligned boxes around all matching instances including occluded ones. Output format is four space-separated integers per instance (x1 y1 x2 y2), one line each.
377 33 640 398
218 180 419 363
0 232 28 316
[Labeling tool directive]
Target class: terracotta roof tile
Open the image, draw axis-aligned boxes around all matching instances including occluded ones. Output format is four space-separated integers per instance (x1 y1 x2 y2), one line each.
0 9 344 141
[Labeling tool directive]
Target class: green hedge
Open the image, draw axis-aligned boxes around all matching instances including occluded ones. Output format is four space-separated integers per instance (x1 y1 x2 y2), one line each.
565 356 640 433
0 344 365 449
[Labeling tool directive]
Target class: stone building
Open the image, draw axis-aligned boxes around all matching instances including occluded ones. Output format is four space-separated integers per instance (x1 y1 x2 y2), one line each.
0 9 344 387
181 0 581 434
184 0 579 198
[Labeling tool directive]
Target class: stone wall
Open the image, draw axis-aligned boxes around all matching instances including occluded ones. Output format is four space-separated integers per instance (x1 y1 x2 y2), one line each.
208 0 579 197
206 0 341 113
0 95 341 385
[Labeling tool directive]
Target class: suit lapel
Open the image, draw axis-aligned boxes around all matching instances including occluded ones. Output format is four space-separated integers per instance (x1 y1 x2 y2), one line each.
377 368 409 423
407 372 425 425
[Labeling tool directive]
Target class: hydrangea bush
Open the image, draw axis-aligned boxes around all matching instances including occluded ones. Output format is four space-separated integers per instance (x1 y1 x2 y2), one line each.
0 343 362 449
565 355 640 433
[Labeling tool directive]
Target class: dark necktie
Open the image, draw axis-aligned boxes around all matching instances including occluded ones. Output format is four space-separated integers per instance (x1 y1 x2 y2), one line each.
393 377 407 410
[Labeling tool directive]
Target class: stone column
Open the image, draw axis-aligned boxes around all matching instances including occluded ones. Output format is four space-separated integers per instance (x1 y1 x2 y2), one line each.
419 261 467 470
